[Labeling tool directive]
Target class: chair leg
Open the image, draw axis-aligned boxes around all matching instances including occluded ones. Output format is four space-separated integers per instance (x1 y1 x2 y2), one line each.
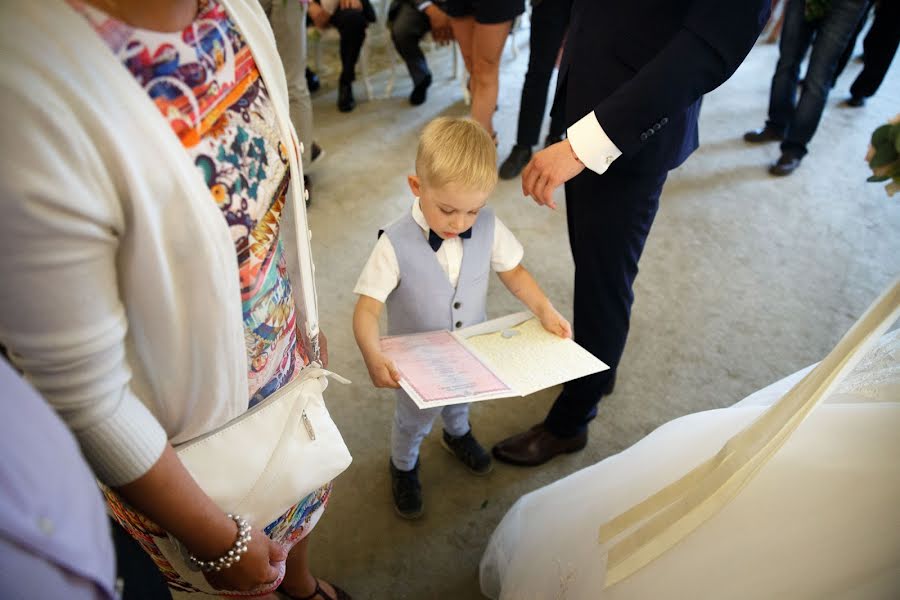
384 43 398 99
360 38 373 101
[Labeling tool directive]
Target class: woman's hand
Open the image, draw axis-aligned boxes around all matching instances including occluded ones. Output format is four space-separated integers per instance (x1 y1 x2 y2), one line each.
203 528 287 592
364 351 401 388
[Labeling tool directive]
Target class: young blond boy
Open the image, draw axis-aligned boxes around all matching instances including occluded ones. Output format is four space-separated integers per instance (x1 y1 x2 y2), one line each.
353 117 571 519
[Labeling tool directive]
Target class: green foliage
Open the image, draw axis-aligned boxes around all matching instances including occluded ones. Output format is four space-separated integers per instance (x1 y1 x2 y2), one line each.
866 118 900 196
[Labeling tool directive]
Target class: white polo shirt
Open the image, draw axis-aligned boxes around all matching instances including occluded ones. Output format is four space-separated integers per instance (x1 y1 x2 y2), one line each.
354 198 524 303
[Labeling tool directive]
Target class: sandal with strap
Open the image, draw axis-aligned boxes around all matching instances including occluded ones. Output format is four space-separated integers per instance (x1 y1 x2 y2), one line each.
279 578 353 600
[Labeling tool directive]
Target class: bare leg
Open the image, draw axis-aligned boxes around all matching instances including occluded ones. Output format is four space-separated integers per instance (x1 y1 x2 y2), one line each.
278 536 339 599
469 20 512 136
451 16 476 76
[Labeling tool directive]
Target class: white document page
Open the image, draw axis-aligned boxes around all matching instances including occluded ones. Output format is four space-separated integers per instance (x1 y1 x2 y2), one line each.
459 312 609 397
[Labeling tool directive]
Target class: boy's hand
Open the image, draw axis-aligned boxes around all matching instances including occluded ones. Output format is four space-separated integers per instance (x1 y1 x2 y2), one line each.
364 352 401 388
538 305 572 339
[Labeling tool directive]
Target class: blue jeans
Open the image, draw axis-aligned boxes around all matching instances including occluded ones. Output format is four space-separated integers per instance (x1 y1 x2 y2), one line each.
766 0 869 157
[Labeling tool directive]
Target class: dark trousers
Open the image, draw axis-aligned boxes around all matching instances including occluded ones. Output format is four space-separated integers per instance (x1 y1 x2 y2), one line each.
515 0 572 147
766 0 869 156
850 0 900 97
389 0 433 86
833 0 873 83
328 0 375 84
544 163 667 438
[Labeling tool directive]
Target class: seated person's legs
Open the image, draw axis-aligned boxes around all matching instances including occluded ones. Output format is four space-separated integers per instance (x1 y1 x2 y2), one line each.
389 0 434 104
329 0 376 112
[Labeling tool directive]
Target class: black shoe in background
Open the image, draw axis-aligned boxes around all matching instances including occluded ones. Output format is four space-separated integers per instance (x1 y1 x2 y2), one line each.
305 67 320 93
843 95 866 107
409 74 432 106
743 126 784 143
310 142 324 164
499 145 532 180
338 82 356 112
389 459 424 519
768 152 803 176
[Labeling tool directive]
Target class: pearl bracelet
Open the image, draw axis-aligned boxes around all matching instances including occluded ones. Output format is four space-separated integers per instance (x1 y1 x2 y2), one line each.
188 513 252 573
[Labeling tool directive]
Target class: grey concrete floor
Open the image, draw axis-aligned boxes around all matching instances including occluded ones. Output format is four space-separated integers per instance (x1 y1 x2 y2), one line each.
299 32 900 600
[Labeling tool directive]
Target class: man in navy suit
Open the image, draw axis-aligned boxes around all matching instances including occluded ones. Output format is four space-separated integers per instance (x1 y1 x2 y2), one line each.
493 0 771 466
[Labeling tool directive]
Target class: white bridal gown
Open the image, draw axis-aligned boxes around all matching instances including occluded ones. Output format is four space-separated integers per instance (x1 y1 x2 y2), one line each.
480 329 900 600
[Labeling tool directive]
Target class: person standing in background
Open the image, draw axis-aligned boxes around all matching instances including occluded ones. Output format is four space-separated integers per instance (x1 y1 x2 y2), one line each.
842 0 900 107
445 0 525 140
744 0 871 175
260 0 324 204
499 0 572 180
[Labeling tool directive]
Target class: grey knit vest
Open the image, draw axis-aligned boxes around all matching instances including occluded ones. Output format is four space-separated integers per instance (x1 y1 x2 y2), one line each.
383 208 495 336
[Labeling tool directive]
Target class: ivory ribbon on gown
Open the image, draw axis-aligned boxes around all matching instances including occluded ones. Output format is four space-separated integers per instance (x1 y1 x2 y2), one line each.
480 279 900 600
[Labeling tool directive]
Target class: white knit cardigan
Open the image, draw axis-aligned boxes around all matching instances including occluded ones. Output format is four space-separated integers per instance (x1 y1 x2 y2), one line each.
0 0 318 485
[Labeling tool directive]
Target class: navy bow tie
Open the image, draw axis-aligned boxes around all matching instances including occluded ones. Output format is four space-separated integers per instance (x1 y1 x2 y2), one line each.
428 228 472 252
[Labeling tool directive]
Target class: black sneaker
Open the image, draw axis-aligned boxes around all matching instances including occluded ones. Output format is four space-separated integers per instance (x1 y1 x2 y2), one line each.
338 82 356 113
441 428 492 475
498 145 532 180
389 459 423 519
409 74 432 106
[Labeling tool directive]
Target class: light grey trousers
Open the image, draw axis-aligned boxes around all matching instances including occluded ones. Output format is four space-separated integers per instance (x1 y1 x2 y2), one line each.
259 0 314 169
391 391 470 471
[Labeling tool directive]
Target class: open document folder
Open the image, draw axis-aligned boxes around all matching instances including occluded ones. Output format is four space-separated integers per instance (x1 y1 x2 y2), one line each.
380 311 609 409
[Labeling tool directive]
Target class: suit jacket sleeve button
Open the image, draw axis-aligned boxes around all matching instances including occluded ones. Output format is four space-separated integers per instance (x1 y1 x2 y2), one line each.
640 132 648 141
453 302 461 309
455 321 463 329
661 117 669 125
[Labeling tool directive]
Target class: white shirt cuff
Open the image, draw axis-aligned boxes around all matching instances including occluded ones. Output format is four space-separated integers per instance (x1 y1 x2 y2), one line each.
417 1 434 11
567 112 622 176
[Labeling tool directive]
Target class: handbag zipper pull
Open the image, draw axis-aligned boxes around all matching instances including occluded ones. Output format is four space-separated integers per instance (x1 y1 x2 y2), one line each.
301 410 316 440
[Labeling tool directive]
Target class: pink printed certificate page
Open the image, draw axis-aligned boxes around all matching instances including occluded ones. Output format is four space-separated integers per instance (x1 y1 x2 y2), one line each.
380 330 513 408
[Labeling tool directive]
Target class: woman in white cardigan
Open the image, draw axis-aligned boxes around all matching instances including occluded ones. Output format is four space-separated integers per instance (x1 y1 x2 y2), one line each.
0 1 347 598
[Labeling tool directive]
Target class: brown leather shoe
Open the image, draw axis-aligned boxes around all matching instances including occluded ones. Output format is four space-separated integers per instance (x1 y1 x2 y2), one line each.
492 424 587 466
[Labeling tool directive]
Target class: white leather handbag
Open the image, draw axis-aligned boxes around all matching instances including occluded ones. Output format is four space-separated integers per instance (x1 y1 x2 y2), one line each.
174 366 352 530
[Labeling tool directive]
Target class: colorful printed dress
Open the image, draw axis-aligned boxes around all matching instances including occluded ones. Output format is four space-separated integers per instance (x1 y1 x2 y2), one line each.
70 0 330 595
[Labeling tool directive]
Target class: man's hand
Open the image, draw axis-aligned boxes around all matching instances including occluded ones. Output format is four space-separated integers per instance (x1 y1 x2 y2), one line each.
537 303 572 339
424 4 454 44
308 2 331 28
521 140 586 209
364 351 401 389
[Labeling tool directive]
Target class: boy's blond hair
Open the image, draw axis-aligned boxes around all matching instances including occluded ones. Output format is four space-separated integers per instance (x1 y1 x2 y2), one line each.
415 117 498 192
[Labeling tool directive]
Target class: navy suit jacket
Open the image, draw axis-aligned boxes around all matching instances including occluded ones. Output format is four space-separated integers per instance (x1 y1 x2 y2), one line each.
556 0 770 174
